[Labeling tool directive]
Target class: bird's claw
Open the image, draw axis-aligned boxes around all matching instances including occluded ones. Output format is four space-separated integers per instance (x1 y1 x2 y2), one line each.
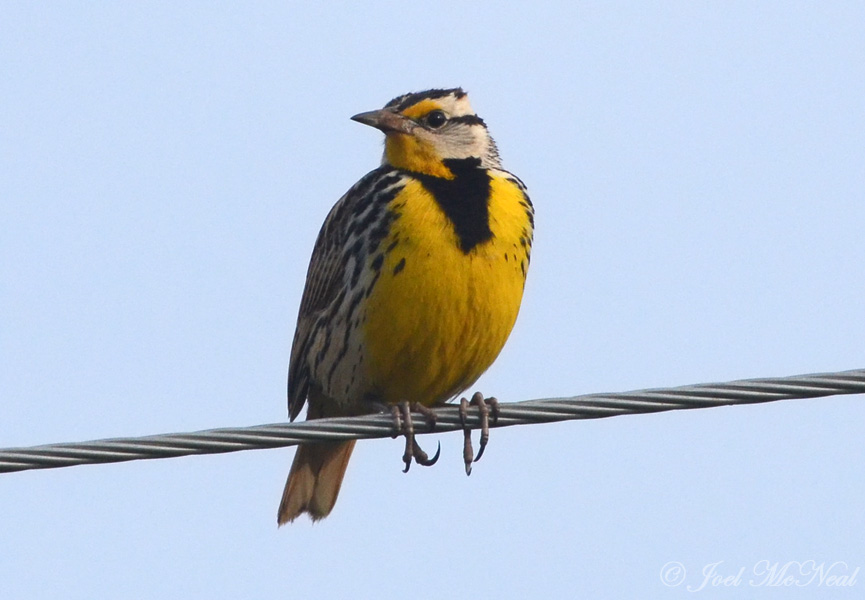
459 392 498 475
392 401 439 472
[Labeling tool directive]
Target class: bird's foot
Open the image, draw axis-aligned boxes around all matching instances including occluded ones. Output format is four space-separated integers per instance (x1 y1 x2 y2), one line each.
459 392 500 476
391 402 440 473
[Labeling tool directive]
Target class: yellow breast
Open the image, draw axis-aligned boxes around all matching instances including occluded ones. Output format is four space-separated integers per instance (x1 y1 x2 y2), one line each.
362 174 531 406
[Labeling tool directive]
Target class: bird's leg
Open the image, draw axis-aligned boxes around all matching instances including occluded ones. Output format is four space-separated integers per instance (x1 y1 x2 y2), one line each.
390 405 402 438
459 395 474 474
393 401 440 473
459 392 499 475
397 402 414 472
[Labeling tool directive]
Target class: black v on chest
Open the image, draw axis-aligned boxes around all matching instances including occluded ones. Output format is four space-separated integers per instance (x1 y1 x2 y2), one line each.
413 158 493 254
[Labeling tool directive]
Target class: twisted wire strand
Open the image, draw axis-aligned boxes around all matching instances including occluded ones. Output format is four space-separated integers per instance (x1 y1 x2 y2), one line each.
1 368 862 474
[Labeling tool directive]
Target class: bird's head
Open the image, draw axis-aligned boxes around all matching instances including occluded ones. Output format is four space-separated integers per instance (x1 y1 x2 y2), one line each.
351 88 501 179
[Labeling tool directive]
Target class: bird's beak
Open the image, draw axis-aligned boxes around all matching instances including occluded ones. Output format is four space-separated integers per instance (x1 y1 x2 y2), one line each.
351 109 415 134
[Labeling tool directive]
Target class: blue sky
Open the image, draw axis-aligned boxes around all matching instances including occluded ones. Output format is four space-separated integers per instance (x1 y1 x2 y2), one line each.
2 2 864 598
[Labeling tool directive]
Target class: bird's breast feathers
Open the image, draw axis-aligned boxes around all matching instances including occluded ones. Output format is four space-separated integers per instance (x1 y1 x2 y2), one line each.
358 170 533 405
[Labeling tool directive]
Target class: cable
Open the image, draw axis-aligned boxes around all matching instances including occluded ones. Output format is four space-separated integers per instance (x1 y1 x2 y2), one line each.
1 368 863 474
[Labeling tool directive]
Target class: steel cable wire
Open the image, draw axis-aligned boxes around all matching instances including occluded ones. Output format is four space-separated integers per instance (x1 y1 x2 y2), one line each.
1 368 862 474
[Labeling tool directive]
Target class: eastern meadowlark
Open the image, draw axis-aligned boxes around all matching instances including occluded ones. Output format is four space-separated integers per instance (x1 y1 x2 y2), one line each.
278 88 534 525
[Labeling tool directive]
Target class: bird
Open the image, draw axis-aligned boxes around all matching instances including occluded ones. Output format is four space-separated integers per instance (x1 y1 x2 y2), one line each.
278 88 534 525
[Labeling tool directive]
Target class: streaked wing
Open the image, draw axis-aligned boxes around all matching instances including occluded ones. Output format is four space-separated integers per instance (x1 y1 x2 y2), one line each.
287 166 398 420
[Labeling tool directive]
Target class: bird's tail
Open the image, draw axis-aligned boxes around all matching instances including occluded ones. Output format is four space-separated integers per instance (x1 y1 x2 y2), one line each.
277 440 356 525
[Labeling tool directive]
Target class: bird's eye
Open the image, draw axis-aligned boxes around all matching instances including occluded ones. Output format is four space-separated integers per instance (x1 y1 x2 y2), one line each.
425 110 447 129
